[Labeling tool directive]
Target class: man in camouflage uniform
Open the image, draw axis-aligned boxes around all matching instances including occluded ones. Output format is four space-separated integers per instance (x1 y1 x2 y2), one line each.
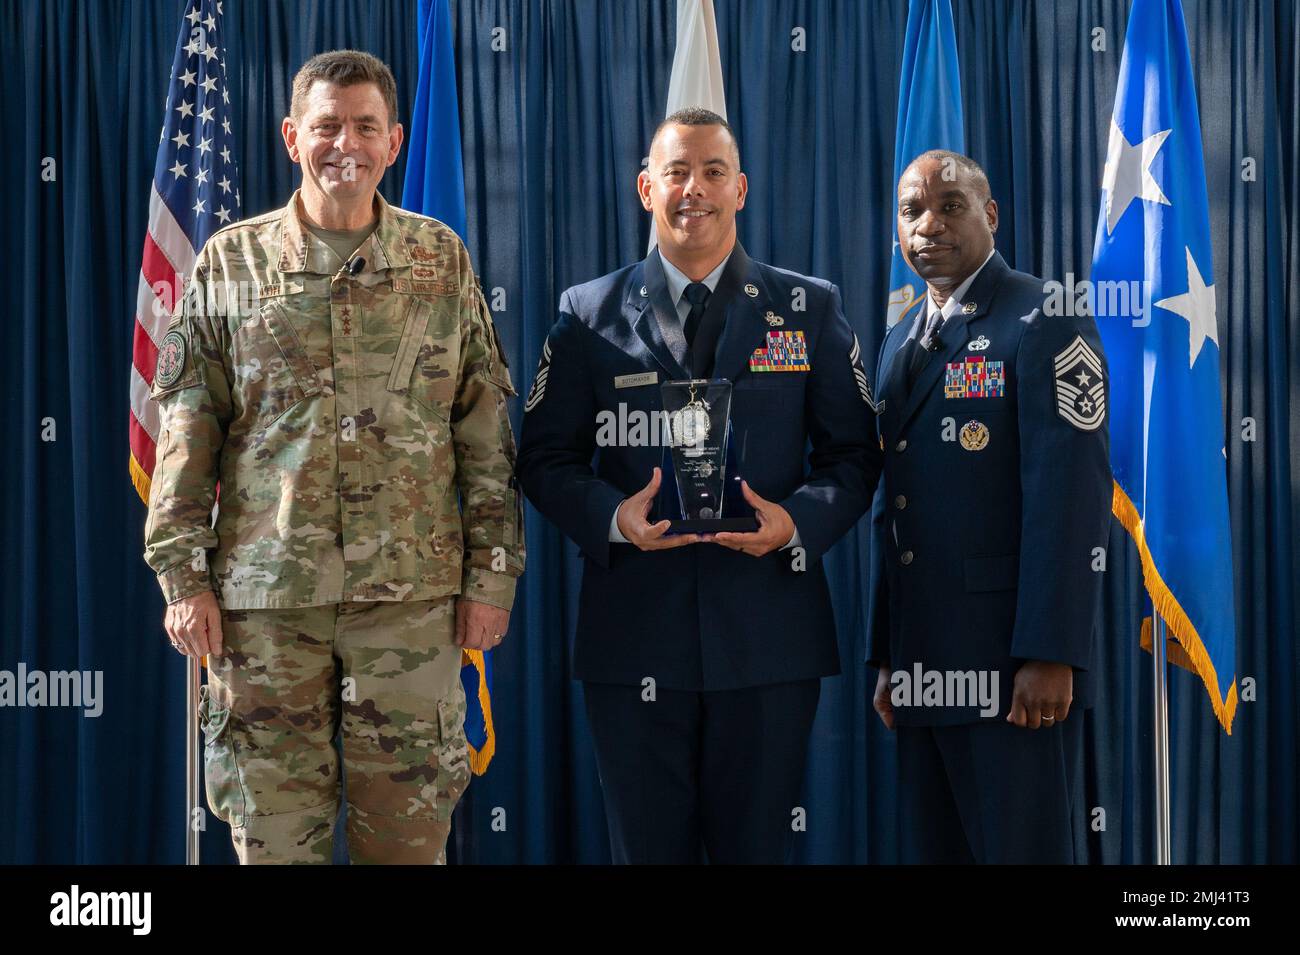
143 50 523 864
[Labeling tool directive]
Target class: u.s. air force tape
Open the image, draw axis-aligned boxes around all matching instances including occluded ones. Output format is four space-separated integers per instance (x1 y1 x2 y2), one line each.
155 330 188 389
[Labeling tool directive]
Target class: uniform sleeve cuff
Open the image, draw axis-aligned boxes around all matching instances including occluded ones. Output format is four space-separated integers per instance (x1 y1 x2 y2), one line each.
461 567 518 612
158 564 215 605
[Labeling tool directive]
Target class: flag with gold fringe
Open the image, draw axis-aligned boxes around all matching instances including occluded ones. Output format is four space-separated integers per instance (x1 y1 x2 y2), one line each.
402 0 496 772
1090 0 1237 732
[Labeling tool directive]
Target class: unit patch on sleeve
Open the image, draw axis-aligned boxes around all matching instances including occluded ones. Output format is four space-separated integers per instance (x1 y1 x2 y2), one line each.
154 329 189 390
1054 335 1106 431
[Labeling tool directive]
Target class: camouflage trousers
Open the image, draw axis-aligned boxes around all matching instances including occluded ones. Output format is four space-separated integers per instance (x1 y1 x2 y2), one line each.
198 597 470 864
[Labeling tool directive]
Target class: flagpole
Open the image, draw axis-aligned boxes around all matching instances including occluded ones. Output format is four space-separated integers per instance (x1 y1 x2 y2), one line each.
186 656 201 865
1153 615 1171 864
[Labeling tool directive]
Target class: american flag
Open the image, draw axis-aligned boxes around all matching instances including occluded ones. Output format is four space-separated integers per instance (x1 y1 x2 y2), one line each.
129 0 240 502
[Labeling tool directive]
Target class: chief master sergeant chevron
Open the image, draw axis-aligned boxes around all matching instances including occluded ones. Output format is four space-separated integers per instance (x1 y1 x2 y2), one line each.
867 150 1111 863
143 50 524 864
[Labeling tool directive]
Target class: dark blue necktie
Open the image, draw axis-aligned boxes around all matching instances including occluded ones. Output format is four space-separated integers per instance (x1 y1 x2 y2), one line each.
682 281 711 349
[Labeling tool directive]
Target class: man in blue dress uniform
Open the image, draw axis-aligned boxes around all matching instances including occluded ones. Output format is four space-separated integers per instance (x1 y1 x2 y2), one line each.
517 108 882 863
868 150 1112 863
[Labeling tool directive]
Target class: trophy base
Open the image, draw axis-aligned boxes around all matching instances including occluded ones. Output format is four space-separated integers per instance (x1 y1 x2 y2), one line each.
665 516 760 534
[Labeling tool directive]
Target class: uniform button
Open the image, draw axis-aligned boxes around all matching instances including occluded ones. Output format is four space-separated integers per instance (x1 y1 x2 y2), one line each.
895 439 907 452
900 550 914 565
894 495 907 510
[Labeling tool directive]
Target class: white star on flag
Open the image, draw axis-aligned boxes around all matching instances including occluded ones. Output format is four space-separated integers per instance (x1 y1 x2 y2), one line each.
201 75 218 95
216 206 231 223
179 68 196 88
1101 120 1172 234
168 159 187 180
176 100 194 118
1155 246 1218 368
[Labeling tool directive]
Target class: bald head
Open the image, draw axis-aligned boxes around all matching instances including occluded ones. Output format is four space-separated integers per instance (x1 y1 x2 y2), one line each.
901 150 992 204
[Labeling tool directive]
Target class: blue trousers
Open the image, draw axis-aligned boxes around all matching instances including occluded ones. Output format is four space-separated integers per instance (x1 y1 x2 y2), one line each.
897 716 1084 864
583 679 820 864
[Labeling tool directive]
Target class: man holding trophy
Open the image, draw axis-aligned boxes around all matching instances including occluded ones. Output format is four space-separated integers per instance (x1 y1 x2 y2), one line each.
517 108 881 863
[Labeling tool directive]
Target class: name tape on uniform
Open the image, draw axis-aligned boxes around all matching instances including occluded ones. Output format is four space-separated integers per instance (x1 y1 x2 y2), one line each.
614 372 658 389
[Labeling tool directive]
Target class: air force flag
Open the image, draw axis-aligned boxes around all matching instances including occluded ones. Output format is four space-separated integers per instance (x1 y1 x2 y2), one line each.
886 0 964 327
1090 0 1237 732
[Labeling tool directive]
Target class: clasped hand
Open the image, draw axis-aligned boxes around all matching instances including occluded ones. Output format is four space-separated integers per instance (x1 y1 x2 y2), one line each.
615 468 794 557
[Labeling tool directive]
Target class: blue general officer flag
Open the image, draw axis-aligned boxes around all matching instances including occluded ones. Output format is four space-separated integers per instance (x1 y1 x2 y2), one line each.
886 0 964 327
1091 0 1237 732
402 0 496 771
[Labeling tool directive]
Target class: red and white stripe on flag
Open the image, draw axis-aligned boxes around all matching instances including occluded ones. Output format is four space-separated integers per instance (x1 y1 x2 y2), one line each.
129 0 240 502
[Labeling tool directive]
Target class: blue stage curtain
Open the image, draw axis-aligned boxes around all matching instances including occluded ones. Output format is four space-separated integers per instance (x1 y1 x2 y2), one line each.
0 0 1294 864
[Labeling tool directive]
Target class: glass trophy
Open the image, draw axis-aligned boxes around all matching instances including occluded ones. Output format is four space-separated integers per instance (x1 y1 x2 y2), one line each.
657 379 758 534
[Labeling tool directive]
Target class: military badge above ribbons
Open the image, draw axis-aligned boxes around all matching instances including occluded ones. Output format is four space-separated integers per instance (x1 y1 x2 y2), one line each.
154 330 188 390
1053 335 1105 431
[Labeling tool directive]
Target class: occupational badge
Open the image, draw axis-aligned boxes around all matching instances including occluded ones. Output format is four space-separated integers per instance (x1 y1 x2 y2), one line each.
959 419 990 451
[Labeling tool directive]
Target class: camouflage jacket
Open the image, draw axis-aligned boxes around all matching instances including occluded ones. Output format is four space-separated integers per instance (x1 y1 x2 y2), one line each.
143 190 524 611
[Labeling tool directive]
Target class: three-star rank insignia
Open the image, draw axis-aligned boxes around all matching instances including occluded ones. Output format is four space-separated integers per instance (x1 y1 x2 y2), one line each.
1054 335 1106 431
749 330 810 372
155 330 188 390
959 419 990 451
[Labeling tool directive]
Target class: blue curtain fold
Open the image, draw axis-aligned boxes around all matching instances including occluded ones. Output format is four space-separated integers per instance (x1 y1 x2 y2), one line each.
0 0 1294 864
